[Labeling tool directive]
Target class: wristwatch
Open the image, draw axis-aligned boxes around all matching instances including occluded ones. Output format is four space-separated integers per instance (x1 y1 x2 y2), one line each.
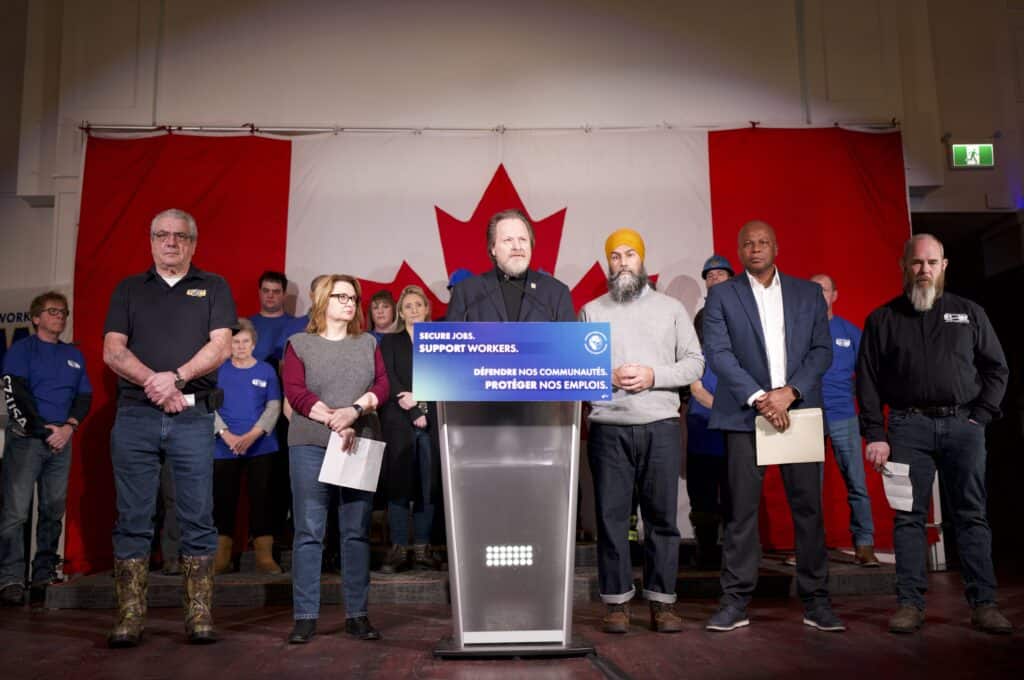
173 370 187 391
351 403 364 417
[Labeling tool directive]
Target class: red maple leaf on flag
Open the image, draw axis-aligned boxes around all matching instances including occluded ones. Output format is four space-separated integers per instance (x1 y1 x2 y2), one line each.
359 164 657 320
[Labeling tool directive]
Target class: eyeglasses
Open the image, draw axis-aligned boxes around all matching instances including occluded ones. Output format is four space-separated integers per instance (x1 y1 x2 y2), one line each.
42 308 69 318
328 293 359 305
151 231 195 242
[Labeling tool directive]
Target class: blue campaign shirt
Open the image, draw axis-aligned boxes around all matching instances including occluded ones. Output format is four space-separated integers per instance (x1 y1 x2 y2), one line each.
821 315 861 423
278 314 309 357
215 360 282 460
686 365 724 456
249 313 295 363
2 335 92 423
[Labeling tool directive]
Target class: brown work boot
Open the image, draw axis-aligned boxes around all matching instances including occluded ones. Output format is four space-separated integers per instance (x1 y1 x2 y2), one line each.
379 544 409 574
971 604 1013 634
602 603 631 634
253 536 283 575
854 545 881 568
650 601 683 633
108 557 149 648
182 554 217 644
888 604 924 634
213 535 233 575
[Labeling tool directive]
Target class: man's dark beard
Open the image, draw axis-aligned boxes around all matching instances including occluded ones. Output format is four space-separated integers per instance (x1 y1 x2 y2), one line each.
608 266 649 302
904 268 944 312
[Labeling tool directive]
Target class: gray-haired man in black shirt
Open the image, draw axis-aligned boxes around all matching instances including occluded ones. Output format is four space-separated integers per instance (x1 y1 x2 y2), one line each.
103 208 236 647
857 233 1011 635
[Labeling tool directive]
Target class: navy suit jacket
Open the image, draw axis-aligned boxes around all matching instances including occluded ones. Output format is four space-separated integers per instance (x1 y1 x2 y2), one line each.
703 270 832 432
445 268 575 322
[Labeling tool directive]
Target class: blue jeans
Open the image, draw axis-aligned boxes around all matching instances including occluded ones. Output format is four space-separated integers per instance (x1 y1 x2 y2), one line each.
110 403 217 559
0 432 72 586
388 429 435 546
290 445 373 620
888 411 997 610
588 419 681 604
825 416 874 546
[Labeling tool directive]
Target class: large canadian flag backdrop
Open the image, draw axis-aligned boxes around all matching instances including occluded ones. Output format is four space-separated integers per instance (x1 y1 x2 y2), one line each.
70 128 910 574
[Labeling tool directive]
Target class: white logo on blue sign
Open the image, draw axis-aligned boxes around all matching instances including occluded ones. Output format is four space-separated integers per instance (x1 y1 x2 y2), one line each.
584 331 609 355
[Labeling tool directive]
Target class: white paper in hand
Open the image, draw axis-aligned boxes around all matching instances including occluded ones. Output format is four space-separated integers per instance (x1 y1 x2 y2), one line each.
318 431 385 492
881 462 913 512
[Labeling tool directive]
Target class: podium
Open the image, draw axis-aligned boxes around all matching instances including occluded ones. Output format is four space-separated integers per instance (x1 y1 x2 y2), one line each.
413 322 611 657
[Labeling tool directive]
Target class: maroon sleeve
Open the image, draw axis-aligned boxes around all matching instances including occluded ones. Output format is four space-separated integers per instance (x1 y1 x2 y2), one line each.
370 346 390 407
282 343 320 417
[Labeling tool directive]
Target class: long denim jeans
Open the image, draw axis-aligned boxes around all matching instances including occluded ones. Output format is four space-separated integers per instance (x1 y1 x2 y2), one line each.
110 403 217 559
0 432 72 586
588 419 681 604
825 416 875 546
388 429 435 546
888 411 997 610
290 444 373 620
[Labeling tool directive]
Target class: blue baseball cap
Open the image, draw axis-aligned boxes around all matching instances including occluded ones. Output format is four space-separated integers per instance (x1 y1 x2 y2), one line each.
701 254 734 279
447 268 473 290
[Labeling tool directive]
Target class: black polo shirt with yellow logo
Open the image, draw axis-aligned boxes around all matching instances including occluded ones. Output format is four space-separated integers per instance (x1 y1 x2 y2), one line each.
104 265 237 403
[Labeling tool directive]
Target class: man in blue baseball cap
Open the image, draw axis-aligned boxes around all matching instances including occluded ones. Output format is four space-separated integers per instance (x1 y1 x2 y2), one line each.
686 255 734 569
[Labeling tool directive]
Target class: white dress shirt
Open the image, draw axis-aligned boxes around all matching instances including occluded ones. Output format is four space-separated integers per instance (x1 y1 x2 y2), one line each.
746 267 786 405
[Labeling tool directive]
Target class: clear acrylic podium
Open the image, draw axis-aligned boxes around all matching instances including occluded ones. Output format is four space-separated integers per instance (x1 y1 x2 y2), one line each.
433 401 593 658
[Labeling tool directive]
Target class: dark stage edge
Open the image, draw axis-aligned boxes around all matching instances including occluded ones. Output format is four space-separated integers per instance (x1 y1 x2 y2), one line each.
433 635 595 659
43 547 894 609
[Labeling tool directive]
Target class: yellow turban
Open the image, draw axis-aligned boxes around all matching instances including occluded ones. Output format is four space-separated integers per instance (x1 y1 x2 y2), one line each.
604 228 646 262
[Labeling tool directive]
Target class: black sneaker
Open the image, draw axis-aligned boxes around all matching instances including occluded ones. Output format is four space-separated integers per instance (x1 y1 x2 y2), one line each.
803 605 846 632
345 616 381 640
706 604 749 632
0 583 24 607
287 619 317 644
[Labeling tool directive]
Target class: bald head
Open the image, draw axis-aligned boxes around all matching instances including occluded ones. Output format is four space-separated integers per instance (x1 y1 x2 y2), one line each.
737 220 779 278
902 233 944 265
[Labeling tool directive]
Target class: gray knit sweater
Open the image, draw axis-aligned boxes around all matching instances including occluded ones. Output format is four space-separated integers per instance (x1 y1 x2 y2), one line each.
287 332 378 448
579 287 704 425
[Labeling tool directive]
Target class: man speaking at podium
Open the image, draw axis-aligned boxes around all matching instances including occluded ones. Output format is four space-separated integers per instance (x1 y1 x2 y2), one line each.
445 209 575 323
579 228 704 634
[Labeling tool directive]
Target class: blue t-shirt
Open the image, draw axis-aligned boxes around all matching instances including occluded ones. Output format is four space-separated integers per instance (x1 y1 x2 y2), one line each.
249 313 295 363
686 365 724 456
214 360 281 459
2 335 92 423
279 315 309 356
821 315 861 423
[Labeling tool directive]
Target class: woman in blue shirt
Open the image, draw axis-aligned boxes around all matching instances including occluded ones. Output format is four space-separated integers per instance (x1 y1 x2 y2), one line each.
213 319 282 574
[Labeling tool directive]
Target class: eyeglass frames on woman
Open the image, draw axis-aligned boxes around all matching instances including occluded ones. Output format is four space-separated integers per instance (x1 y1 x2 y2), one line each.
328 293 359 305
42 308 69 318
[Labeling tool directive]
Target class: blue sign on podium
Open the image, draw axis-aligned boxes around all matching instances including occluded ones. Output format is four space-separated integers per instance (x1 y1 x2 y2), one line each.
412 322 612 402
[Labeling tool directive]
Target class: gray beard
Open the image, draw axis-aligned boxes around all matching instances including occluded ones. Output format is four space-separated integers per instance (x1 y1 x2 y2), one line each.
608 267 649 303
908 283 938 312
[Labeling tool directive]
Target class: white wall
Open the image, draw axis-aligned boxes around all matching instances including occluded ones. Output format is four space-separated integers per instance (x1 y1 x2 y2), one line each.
2 0 1024 295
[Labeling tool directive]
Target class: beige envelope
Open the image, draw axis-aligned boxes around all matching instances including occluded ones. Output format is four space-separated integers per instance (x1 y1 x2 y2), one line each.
755 407 825 465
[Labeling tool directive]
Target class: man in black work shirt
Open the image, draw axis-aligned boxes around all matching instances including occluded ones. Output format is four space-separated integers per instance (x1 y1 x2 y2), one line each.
857 233 1011 635
102 208 235 647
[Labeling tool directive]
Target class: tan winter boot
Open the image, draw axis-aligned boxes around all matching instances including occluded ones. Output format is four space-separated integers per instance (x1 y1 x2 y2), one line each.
108 557 149 648
213 536 233 575
181 554 217 644
253 536 283 575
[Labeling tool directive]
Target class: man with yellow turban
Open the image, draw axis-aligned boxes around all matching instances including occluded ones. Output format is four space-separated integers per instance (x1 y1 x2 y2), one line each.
579 228 704 634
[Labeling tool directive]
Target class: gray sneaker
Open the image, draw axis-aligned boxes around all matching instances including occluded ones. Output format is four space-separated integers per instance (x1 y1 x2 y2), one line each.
706 604 749 632
971 604 1012 635
803 605 846 632
888 604 924 634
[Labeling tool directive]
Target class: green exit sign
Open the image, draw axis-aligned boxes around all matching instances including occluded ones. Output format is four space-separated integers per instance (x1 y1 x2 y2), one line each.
951 143 995 168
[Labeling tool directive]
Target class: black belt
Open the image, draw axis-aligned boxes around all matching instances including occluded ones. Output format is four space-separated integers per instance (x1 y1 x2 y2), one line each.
119 389 222 411
893 405 964 418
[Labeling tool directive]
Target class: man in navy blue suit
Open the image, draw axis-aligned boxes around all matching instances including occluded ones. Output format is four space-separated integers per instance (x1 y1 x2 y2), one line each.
445 209 575 323
702 220 843 633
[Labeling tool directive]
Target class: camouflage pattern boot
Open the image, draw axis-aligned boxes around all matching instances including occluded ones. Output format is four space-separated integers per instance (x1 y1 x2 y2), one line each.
181 554 217 644
108 557 149 648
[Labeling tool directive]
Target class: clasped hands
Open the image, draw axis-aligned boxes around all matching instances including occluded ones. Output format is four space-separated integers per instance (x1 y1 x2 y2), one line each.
612 364 654 393
755 387 797 432
309 401 361 451
144 371 188 413
397 391 428 429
